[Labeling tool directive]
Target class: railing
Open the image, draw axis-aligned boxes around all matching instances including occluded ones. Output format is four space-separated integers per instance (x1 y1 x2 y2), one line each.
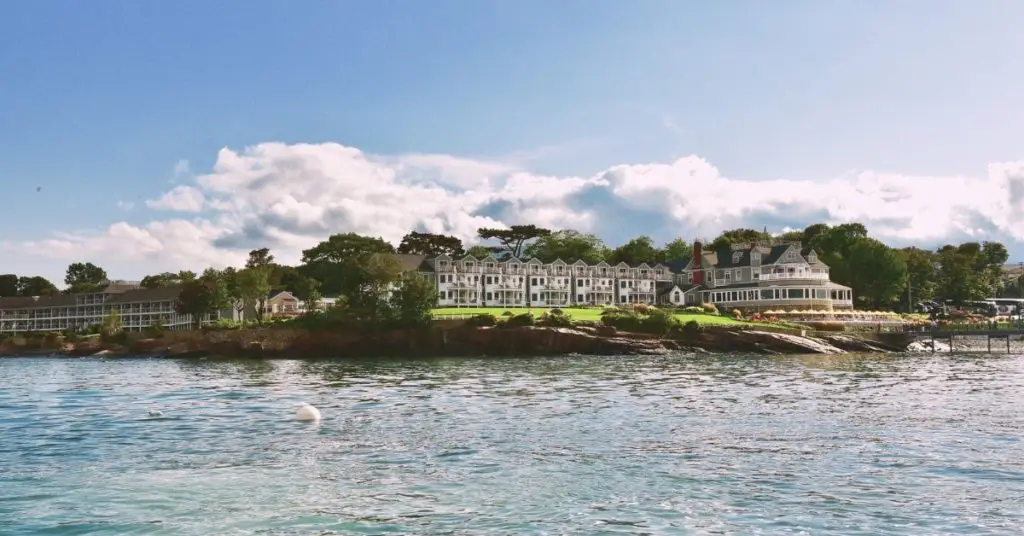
758 272 830 282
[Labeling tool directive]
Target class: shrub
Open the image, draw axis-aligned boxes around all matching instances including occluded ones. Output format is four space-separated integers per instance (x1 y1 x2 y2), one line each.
680 306 705 314
700 303 718 315
602 309 681 336
600 306 626 316
538 311 573 327
668 319 703 341
501 310 515 317
731 309 743 320
632 303 655 315
143 320 166 339
548 308 565 316
466 313 498 327
504 312 535 327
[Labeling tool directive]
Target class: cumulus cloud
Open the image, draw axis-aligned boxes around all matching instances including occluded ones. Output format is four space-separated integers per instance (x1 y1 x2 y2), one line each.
10 141 1024 279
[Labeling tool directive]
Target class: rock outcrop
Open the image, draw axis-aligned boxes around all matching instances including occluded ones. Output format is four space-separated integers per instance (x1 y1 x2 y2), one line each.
1 325 907 358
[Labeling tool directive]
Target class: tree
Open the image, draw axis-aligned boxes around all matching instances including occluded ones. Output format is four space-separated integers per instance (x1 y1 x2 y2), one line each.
345 253 403 321
17 276 59 297
934 243 1001 304
64 262 108 293
292 276 322 312
477 225 551 258
709 228 772 251
466 245 500 258
524 229 608 263
661 238 693 264
201 268 232 312
245 248 275 269
100 309 122 338
236 267 272 324
397 231 465 257
175 279 216 329
140 270 196 289
897 247 938 308
300 233 396 296
0 274 18 297
844 238 908 308
608 236 664 266
388 272 439 328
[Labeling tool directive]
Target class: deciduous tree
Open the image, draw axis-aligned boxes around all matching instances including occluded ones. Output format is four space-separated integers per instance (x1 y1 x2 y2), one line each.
300 233 396 296
17 276 59 297
64 262 108 294
0 274 18 297
397 231 465 257
661 238 693 264
524 229 608 263
608 236 664 266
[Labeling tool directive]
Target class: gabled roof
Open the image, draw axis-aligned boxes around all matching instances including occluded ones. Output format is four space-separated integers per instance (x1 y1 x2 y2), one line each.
525 257 544 265
458 254 479 262
656 281 680 297
268 290 297 301
636 262 651 269
594 261 610 268
550 258 567 266
614 262 630 268
572 259 588 266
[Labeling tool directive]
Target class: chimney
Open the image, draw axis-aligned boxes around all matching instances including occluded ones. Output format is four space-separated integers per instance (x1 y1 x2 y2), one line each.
692 241 704 285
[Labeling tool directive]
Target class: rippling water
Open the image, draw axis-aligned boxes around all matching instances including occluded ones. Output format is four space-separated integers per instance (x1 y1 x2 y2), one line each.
2 354 1023 535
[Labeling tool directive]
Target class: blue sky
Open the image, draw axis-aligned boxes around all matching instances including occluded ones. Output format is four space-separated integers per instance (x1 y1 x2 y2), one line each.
2 1 1024 284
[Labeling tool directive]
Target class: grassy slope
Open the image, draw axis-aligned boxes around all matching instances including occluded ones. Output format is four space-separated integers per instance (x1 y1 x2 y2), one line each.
431 307 752 326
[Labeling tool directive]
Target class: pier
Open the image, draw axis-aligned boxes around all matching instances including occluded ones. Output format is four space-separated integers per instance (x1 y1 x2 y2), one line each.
902 328 1024 353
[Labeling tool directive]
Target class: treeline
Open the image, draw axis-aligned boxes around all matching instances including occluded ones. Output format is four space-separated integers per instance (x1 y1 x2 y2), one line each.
1 223 1021 315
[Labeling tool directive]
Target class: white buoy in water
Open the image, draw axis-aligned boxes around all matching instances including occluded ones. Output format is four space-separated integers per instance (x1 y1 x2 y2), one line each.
295 403 321 422
148 409 164 417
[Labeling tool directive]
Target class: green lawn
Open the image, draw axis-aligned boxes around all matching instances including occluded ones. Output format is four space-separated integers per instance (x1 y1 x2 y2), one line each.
431 307 752 326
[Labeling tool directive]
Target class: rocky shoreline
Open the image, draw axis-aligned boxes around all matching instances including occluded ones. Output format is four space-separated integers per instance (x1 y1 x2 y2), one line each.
0 324 906 358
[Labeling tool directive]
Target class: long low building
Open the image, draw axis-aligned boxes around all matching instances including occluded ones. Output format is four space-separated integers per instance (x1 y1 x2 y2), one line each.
0 282 206 334
398 240 855 311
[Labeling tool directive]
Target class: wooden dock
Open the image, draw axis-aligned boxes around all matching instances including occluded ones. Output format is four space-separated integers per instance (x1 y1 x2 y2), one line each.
903 329 1024 353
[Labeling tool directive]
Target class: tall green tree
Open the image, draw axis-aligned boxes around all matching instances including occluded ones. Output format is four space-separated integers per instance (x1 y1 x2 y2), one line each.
140 270 196 289
0 274 18 297
477 225 551 258
387 272 439 328
64 262 108 293
661 238 693 264
17 276 59 297
709 228 772 251
236 267 272 324
524 229 608 263
300 233 396 296
175 279 216 329
844 238 908 308
245 248 274 269
292 276 323 312
608 236 664 265
897 247 938 308
397 231 465 257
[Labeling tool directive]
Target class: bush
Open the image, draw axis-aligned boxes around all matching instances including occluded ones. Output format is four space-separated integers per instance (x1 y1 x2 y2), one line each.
731 309 743 320
501 310 515 317
680 306 705 314
504 312 535 327
538 311 573 327
668 319 703 341
700 303 718 315
631 303 655 315
466 313 498 327
602 309 681 336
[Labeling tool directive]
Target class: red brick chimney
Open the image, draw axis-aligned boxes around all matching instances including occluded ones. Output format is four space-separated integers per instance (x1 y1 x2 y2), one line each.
691 241 703 285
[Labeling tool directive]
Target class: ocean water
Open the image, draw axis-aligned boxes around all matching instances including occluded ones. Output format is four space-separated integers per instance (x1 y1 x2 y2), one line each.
1 354 1022 535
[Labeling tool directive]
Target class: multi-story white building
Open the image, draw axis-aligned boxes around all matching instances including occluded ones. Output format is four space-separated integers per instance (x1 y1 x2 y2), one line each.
413 253 674 308
0 282 202 333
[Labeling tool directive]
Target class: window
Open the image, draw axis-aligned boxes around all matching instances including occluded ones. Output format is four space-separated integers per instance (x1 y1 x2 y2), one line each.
753 272 760 280
486 292 493 301
620 281 626 288
734 269 741 280
531 293 538 301
531 277 537 285
751 251 760 263
687 272 693 283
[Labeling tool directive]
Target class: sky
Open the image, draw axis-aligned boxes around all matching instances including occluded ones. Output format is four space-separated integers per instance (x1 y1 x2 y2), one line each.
2 0 1024 286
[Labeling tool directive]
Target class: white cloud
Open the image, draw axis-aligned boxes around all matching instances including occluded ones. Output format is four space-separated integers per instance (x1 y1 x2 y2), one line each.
146 185 206 212
9 141 1024 279
172 159 190 177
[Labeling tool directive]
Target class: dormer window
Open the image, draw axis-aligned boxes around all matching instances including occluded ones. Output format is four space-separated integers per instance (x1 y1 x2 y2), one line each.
751 251 760 262
808 252 817 262
732 251 743 263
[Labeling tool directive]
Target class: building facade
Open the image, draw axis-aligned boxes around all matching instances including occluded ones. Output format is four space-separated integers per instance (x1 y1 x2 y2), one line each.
0 282 201 334
675 241 854 311
409 253 675 308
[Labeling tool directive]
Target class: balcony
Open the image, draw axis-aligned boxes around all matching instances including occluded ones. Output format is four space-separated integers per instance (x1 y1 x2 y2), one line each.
759 272 830 282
